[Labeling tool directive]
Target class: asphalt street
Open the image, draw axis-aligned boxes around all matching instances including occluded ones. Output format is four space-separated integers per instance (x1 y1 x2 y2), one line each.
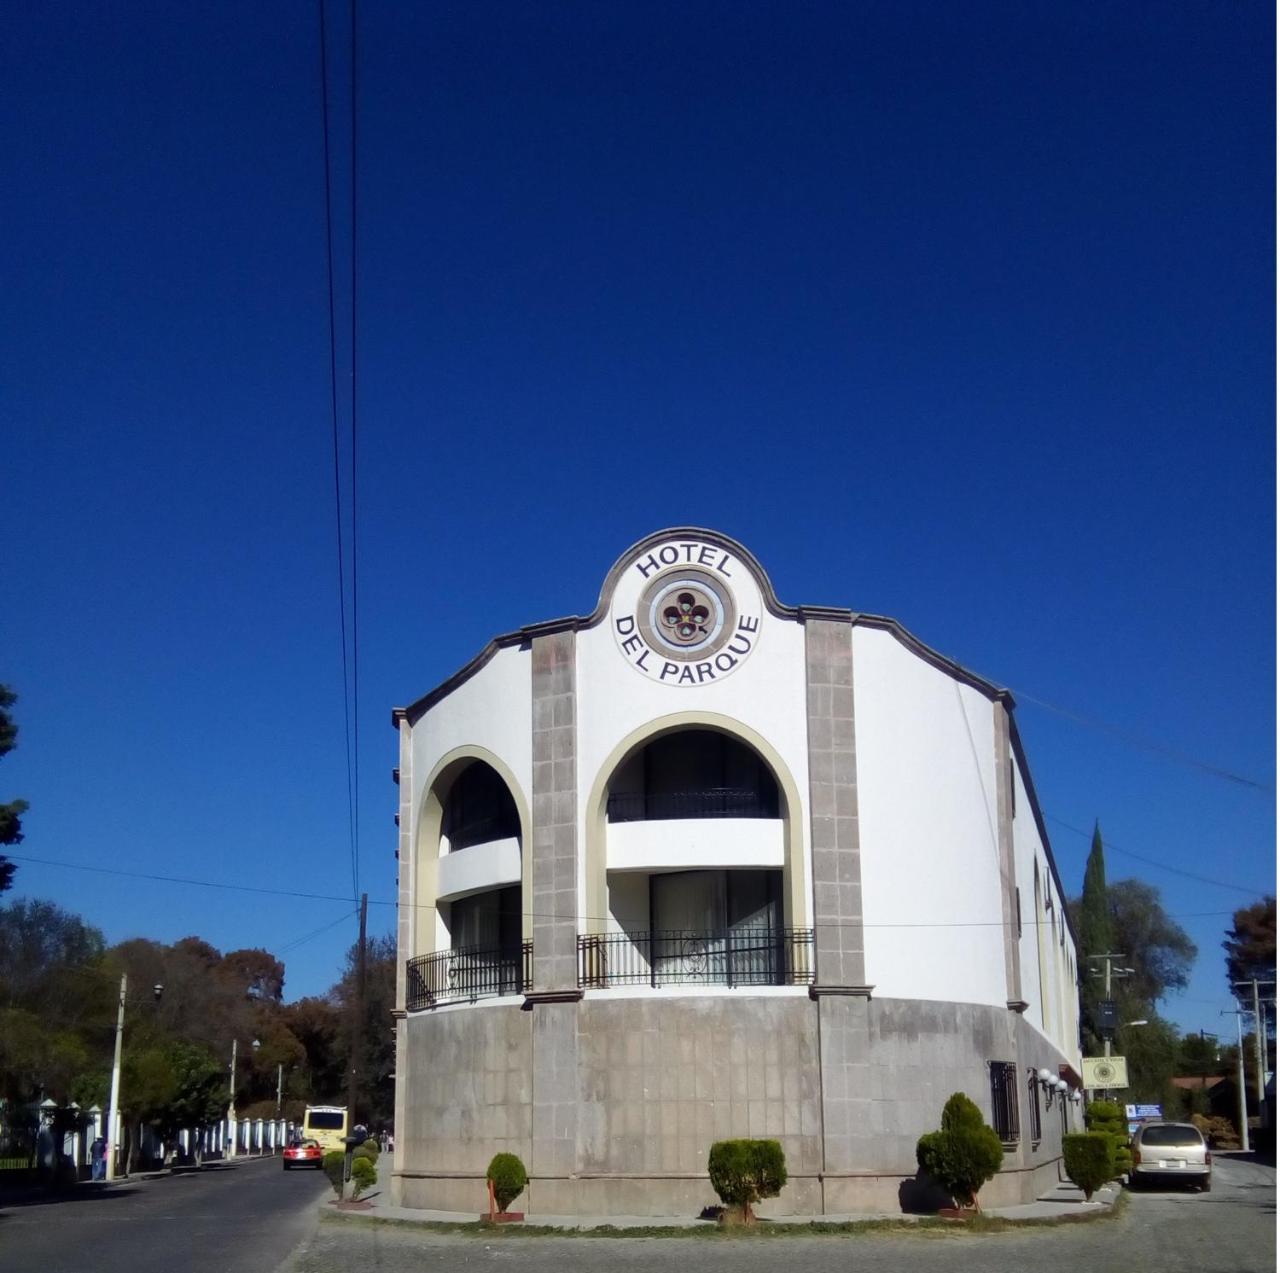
287 1153 1276 1273
0 1154 328 1273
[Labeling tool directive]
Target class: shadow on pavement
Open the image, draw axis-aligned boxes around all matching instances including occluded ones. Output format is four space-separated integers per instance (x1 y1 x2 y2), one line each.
0 1185 139 1210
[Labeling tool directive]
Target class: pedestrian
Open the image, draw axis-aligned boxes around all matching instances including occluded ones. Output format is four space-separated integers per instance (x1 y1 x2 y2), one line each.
90 1134 107 1181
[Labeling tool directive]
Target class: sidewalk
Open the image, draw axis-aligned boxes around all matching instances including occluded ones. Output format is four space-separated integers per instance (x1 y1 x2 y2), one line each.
325 1178 1121 1230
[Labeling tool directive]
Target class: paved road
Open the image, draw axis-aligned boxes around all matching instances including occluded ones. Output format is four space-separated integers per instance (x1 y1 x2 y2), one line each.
0 1154 328 1273
287 1154 1275 1273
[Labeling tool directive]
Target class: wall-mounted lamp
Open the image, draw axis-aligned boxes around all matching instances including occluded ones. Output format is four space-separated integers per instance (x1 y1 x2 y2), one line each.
1055 1078 1069 1095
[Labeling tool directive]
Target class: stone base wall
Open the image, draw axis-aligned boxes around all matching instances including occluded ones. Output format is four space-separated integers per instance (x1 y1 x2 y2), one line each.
394 991 1078 1216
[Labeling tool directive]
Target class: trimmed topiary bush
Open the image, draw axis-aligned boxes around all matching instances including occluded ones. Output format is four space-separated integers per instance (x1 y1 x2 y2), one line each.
1063 1132 1113 1200
350 1153 376 1199
353 1138 379 1163
322 1149 346 1197
707 1139 788 1223
1085 1100 1131 1178
915 1092 1005 1211
486 1152 528 1213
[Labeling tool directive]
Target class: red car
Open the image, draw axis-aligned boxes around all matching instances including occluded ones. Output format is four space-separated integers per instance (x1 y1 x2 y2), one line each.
282 1138 323 1170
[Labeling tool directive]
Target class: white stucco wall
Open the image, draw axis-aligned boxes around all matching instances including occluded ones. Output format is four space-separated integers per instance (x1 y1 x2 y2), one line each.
853 627 1007 1008
576 600 812 925
1011 760 1045 1029
436 837 522 902
1010 752 1080 1059
409 645 533 819
607 818 784 873
408 644 533 957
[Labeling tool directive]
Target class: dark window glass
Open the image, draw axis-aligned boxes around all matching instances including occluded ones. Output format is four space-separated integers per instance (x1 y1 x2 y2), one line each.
443 763 520 851
989 1061 1019 1144
306 1111 344 1130
607 730 779 821
1139 1125 1204 1148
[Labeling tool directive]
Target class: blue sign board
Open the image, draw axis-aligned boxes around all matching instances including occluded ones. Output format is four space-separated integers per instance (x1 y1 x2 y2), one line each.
1124 1103 1162 1119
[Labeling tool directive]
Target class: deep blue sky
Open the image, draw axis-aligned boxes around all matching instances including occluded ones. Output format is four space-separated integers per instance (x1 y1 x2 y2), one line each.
4 3 1274 1041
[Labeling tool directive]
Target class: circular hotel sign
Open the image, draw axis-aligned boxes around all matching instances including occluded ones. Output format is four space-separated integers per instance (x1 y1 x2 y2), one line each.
611 537 762 685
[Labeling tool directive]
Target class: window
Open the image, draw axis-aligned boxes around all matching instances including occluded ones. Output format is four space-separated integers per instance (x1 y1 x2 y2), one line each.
989 1061 1019 1145
442 763 519 851
1027 1071 1042 1145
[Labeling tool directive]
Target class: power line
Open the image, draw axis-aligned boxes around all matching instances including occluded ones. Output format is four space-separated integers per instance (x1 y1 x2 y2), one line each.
1044 814 1268 897
1013 688 1273 795
348 0 361 904
318 0 358 907
4 852 1238 930
278 907 359 955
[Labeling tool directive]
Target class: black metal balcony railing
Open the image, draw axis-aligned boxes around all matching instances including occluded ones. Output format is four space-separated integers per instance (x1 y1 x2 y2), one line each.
606 787 780 823
578 928 815 989
406 942 531 1010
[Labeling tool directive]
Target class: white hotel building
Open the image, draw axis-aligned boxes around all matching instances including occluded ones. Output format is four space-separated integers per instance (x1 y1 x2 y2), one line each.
390 528 1082 1216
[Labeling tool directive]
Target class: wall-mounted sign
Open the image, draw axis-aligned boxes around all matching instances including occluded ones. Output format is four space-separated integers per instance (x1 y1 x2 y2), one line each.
611 537 762 685
1082 1056 1128 1089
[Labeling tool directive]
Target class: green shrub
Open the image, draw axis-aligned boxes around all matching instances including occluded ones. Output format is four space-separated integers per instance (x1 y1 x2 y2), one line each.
1062 1133 1113 1201
1084 1100 1130 1178
486 1152 528 1212
915 1092 1005 1210
707 1139 788 1222
322 1149 346 1197
353 1138 379 1163
350 1154 376 1199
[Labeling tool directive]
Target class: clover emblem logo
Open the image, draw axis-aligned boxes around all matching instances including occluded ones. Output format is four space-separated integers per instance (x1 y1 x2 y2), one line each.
659 589 712 646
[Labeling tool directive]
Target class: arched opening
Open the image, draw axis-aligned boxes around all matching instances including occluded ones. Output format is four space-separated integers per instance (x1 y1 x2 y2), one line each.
410 752 530 1008
581 720 811 990
605 729 780 823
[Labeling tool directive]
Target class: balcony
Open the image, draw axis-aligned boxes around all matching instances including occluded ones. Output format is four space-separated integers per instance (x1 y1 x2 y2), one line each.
578 928 815 990
406 942 531 1010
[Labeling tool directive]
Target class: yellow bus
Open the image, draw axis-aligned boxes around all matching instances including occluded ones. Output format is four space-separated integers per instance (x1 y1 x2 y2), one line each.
301 1105 348 1153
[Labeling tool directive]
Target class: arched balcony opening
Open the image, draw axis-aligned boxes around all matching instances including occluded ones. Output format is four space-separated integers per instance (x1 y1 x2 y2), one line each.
582 727 811 991
605 729 780 823
409 757 529 1009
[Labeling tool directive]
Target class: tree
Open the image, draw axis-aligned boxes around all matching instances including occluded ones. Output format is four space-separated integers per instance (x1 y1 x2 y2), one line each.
283 995 346 1103
332 933 396 1128
1075 823 1114 1052
915 1092 1004 1211
0 684 28 893
1224 897 1276 1010
1105 879 1196 1009
0 899 111 1104
219 948 286 1003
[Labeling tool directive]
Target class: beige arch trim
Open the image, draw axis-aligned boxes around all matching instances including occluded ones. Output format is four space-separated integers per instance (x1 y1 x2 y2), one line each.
583 711 807 935
414 745 533 957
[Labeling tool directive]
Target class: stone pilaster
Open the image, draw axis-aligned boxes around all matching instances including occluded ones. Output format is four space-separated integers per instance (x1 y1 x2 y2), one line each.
529 630 578 994
804 614 866 989
993 701 1024 1011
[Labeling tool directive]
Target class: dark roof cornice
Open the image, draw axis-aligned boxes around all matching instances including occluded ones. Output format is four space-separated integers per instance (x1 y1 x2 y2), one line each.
393 527 1012 725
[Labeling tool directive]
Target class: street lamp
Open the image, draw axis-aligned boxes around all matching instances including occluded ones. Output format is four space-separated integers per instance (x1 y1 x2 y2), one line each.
226 1038 261 1160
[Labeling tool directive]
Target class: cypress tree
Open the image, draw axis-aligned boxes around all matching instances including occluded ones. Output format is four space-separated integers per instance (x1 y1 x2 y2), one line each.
1079 822 1113 1053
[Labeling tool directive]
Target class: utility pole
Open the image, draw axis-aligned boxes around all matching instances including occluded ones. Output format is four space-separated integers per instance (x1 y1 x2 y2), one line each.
276 1062 284 1117
1235 979 1274 1110
227 1037 238 1159
104 973 126 1183
1222 1007 1251 1154
1085 953 1132 1100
